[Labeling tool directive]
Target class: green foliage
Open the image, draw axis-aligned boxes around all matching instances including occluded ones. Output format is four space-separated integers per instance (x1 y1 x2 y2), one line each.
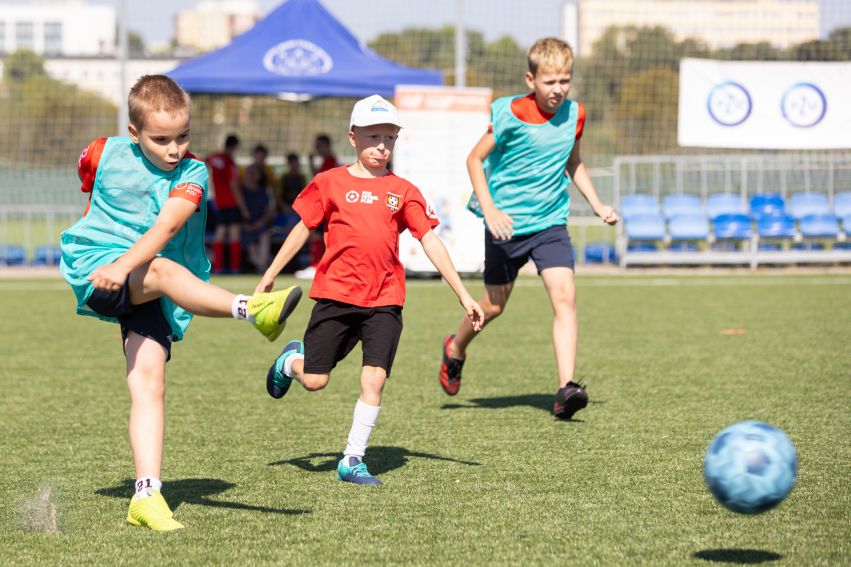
0 274 849 563
0 50 115 167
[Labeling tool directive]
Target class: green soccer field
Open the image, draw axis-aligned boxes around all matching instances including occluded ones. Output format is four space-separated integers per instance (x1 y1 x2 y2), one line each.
1 273 849 565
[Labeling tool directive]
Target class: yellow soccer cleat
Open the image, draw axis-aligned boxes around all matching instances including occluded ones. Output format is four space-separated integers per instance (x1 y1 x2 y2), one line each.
248 286 303 342
126 490 184 532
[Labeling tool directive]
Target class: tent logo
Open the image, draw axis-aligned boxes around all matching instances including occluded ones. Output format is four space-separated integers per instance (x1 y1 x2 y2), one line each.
263 40 333 76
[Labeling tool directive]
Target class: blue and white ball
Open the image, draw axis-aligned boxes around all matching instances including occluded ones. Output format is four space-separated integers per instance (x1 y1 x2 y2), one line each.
703 421 797 514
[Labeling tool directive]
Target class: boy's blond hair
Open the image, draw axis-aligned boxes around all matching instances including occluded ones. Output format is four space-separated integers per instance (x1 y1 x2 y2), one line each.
128 75 191 130
527 37 574 76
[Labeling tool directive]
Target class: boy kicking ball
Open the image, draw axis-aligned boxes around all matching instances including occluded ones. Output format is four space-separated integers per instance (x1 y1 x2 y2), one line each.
60 75 301 531
256 95 484 485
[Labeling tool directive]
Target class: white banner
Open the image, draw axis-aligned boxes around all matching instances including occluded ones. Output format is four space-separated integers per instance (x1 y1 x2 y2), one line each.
678 58 851 149
393 85 491 274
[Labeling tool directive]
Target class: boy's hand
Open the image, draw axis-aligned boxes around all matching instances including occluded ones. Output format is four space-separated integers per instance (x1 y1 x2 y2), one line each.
595 205 619 225
255 275 275 293
462 296 485 332
88 262 130 291
483 208 514 240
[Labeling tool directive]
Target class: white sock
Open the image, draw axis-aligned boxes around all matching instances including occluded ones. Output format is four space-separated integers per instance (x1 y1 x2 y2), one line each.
231 294 254 322
134 477 162 498
343 400 381 460
283 352 304 377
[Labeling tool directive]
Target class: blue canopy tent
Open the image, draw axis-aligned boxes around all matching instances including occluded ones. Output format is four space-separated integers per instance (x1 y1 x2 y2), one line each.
166 0 443 98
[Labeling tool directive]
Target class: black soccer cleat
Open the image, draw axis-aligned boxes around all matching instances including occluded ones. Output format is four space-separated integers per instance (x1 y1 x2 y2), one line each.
553 380 588 420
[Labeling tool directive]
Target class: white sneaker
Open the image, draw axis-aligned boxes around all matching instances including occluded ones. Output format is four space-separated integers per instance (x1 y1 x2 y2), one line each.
294 265 317 280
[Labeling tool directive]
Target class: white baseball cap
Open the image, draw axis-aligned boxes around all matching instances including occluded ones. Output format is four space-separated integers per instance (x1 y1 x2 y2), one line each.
349 94 402 130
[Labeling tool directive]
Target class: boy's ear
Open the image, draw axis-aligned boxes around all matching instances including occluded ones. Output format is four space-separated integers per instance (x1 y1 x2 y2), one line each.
127 123 141 143
348 129 357 148
524 71 536 90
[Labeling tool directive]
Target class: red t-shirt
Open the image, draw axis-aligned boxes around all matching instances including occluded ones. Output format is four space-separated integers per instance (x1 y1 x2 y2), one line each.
205 151 239 208
294 166 439 308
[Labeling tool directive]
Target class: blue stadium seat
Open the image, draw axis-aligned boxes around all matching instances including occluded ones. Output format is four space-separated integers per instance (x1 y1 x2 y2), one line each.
788 192 830 220
620 194 660 220
713 213 753 240
834 192 851 219
31 245 62 266
662 194 703 220
583 242 617 264
799 213 839 238
757 213 796 239
669 213 709 242
841 214 851 235
706 193 746 220
749 193 785 221
0 245 27 266
625 213 666 241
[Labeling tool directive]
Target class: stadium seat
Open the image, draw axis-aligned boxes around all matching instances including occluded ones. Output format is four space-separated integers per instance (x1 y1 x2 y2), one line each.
583 242 617 264
0 245 27 266
706 193 746 220
662 194 703 220
668 213 709 242
788 192 830 220
799 213 839 239
757 213 796 239
713 213 753 241
841 214 851 236
624 213 666 241
620 194 661 220
749 193 785 221
834 192 851 219
31 245 62 266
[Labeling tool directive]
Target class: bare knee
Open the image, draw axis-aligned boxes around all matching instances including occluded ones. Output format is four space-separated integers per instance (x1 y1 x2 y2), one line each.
302 373 329 391
550 287 576 313
127 368 165 400
483 302 504 321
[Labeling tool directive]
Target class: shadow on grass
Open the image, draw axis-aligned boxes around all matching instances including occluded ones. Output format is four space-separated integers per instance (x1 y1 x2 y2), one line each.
96 478 307 516
441 393 602 421
270 445 481 476
693 549 783 564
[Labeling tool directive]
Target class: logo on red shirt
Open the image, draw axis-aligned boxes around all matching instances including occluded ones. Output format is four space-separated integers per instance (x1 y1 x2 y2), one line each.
385 192 402 212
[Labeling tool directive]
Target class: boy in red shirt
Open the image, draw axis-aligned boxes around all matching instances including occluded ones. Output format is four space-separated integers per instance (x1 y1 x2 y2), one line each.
256 95 484 485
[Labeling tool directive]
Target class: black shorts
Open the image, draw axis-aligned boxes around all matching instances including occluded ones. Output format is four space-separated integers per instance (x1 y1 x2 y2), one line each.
86 280 174 360
484 225 575 285
218 206 243 225
303 299 403 377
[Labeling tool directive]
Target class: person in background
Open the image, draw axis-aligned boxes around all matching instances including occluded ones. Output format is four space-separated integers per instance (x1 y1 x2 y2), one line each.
206 134 246 274
241 162 276 273
296 134 340 280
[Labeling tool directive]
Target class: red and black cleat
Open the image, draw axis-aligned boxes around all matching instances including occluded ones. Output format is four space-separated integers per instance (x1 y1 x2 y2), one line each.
553 380 588 420
438 334 465 396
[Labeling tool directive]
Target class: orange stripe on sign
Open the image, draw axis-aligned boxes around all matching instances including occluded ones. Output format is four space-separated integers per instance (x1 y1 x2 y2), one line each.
395 89 492 113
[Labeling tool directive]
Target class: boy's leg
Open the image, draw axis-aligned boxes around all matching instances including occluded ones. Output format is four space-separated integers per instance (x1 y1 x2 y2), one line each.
337 366 385 487
438 282 513 396
540 266 588 420
126 257 301 341
540 267 578 387
123 331 183 531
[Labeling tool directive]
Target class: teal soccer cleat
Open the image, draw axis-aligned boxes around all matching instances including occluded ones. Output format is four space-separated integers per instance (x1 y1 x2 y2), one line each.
337 456 381 486
267 339 304 399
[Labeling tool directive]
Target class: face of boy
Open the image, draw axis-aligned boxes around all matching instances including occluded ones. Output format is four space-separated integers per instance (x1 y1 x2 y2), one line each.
525 68 572 114
349 124 400 171
128 109 191 172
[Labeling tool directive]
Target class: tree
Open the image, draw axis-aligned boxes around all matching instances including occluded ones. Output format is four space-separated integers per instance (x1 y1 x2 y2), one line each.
3 50 48 83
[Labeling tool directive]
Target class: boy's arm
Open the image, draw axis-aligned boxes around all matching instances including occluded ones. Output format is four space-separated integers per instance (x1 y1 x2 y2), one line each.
419 230 484 331
467 131 514 240
256 220 311 292
566 139 619 225
87 197 197 291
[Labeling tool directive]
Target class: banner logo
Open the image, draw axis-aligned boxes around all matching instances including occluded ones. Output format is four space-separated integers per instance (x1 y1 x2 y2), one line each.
781 82 826 128
707 81 752 127
263 40 333 76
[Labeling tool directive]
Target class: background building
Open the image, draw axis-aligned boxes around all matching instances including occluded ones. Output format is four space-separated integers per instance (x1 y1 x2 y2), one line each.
564 0 820 55
0 0 115 56
174 0 261 53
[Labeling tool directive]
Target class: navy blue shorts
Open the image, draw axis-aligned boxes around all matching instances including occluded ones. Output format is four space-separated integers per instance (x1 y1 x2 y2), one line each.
86 280 174 360
303 299 403 377
484 225 575 285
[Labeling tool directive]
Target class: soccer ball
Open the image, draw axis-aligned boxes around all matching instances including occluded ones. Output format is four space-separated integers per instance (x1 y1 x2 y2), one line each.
703 421 797 514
